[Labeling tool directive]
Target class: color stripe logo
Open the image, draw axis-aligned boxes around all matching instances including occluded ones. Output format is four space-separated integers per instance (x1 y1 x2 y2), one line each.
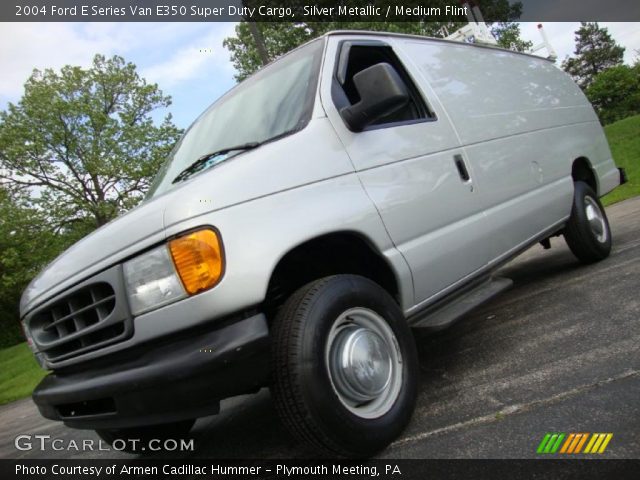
537 433 613 454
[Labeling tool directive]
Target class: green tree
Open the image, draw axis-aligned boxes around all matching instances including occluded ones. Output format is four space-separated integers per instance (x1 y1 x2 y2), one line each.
562 22 625 89
0 54 182 232
0 187 67 347
224 1 524 81
492 22 533 53
586 64 640 124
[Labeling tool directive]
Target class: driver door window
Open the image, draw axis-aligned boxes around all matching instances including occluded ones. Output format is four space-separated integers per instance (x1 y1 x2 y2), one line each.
332 43 434 129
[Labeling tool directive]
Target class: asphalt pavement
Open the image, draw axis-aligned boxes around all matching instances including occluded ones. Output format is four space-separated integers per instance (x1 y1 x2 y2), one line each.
1 196 638 460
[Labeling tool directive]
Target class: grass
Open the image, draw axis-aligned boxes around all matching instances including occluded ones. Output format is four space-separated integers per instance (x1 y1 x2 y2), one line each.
602 114 640 206
0 342 46 406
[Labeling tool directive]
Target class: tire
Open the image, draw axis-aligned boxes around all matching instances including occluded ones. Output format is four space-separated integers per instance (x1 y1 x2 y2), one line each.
270 275 418 457
96 419 194 454
563 181 612 263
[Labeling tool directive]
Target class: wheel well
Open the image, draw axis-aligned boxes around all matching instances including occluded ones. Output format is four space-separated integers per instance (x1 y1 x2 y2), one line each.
264 233 399 320
572 157 598 194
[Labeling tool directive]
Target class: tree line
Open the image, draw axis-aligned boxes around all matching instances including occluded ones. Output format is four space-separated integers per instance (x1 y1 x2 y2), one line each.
562 22 640 125
0 55 182 346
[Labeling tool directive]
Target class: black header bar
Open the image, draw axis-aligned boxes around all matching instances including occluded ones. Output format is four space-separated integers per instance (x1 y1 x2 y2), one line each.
2 0 640 22
3 459 640 480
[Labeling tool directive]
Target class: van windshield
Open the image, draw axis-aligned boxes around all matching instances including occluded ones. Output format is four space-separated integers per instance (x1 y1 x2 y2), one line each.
146 38 325 198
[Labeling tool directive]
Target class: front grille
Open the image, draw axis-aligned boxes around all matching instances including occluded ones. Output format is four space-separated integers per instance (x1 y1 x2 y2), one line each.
27 267 132 363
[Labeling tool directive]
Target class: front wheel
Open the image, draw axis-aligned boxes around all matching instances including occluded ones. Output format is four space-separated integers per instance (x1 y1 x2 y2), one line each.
563 181 612 263
270 275 418 457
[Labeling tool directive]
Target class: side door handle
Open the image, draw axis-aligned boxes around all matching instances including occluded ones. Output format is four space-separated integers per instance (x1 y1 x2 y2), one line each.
454 154 474 191
454 154 471 182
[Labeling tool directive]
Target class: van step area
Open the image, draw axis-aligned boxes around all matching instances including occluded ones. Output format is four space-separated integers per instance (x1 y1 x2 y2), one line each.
410 277 513 331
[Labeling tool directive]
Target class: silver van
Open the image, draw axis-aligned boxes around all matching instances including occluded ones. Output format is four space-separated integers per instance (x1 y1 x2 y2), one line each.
21 31 626 457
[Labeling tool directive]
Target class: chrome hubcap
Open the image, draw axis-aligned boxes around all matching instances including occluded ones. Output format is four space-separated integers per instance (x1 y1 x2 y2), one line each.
585 196 607 243
326 308 402 419
330 326 392 402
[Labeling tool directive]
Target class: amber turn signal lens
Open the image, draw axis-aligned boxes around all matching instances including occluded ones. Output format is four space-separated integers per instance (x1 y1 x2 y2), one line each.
168 229 223 295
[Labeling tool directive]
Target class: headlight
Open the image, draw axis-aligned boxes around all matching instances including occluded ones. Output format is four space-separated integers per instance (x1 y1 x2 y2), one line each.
124 245 186 316
123 228 224 316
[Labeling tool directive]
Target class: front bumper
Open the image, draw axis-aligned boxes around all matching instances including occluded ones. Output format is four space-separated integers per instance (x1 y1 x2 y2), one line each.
32 313 270 429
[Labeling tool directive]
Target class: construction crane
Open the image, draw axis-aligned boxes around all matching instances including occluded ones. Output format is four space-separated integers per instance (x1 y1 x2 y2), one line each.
529 24 558 61
443 1 498 46
442 2 558 61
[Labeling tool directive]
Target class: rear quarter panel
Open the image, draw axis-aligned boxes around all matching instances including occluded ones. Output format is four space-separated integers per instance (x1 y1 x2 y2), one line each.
396 38 617 262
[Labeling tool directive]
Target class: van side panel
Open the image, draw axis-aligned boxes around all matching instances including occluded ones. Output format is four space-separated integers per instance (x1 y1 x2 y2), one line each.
398 39 616 261
400 40 596 144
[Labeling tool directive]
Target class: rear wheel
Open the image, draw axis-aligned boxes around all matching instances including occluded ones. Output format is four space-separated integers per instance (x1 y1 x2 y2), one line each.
96 419 194 454
270 275 418 457
563 181 612 263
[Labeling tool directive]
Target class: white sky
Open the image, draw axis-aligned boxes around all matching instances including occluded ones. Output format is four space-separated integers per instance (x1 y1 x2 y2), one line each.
0 22 238 127
519 22 640 64
0 22 639 128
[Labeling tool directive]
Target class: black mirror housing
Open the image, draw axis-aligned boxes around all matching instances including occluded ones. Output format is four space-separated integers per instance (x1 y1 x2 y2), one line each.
340 63 410 132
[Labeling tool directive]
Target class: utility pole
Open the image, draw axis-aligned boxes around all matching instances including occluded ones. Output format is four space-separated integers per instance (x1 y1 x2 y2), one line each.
242 0 269 66
247 21 270 66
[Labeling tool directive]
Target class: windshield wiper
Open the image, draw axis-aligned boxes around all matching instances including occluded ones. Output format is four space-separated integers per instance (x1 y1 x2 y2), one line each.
171 142 261 184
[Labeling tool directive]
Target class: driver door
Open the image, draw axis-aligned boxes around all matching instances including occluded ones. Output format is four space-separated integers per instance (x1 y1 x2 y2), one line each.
320 36 492 309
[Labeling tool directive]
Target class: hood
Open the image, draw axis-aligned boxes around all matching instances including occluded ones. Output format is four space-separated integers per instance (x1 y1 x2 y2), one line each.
20 118 352 316
20 193 169 316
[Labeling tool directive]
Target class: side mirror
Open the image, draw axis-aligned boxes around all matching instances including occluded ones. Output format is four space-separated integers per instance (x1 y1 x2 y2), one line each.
340 63 410 132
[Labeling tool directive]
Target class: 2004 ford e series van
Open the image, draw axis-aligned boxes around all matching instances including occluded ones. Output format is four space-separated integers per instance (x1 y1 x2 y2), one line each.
21 31 626 457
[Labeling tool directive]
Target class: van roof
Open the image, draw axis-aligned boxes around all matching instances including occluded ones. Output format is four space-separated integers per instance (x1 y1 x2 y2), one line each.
322 30 555 63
